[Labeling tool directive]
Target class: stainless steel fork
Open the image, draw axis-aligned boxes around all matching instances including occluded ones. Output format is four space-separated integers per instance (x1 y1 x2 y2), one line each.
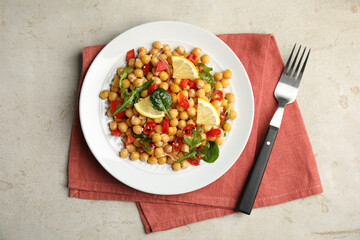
236 45 311 215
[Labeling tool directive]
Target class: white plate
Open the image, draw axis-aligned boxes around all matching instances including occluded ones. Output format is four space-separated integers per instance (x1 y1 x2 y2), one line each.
79 21 254 195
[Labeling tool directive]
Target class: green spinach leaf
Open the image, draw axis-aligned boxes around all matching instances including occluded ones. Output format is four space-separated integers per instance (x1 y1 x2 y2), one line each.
150 88 172 119
200 141 219 163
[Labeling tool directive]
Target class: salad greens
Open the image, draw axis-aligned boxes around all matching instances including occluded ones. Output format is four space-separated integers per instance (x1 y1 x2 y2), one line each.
139 138 152 153
198 63 215 96
150 88 172 119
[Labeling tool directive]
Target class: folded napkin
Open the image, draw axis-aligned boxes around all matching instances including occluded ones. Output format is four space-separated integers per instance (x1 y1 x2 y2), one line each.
68 34 323 233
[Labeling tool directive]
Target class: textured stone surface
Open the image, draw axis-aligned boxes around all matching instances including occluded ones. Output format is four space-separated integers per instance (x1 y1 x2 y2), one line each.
1 0 359 239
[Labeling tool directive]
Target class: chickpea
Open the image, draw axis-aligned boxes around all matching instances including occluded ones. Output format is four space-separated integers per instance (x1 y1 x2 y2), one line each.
170 118 179 127
192 47 202 57
171 93 178 104
146 72 153 81
211 100 221 109
155 125 162 133
181 143 190 152
135 58 143 69
187 119 196 126
187 107 196 117
229 110 237 120
137 52 145 60
179 111 189 120
131 116 141 125
215 136 225 146
161 134 170 143
158 71 168 81
174 78 182 85
196 79 205 89
120 149 129 158
158 157 167 165
100 90 109 99
118 122 128 132
164 49 172 57
162 44 171 52
223 69 232 79
166 157 174 165
133 138 142 147
214 72 223 81
226 93 235 103
201 132 206 140
181 160 190 169
108 92 118 101
177 152 185 159
117 67 124 75
164 144 172 153
154 141 164 148
141 55 151 65
183 52 189 58
223 122 232 131
221 78 230 88
109 121 117 131
168 135 175 142
134 78 144 87
140 152 149 162
196 89 206 98
188 98 195 108
221 98 229 108
188 89 196 98
180 90 188 98
133 125 142 135
153 117 163 124
138 47 147 53
125 109 133 118
125 128 132 136
159 53 167 60
170 84 180 93
128 73 137 82
176 129 183 138
214 81 223 89
168 127 177 136
152 77 161 85
178 120 187 129
172 51 179 56
172 162 181 171
152 133 162 142
150 48 159 56
201 54 210 64
148 156 158 164
128 58 135 66
153 41 163 49
130 152 140 160
122 79 131 88
151 56 159 66
204 84 212 93
169 109 179 119
203 125 212 132
134 68 143 78
155 147 164 158
141 90 148 98
176 46 185 55
126 144 136 153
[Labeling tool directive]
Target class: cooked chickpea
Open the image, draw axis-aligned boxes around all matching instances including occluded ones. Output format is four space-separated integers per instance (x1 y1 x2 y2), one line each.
151 56 159 66
133 138 142 147
188 89 196 98
153 41 163 49
201 132 206 140
162 44 171 52
188 98 195 108
159 82 169 90
133 125 142 135
149 48 159 55
148 156 158 164
176 130 183 138
161 134 170 143
223 122 232 131
214 72 223 81
134 68 143 78
120 149 129 158
179 111 189 120
174 78 181 85
196 89 206 98
159 71 169 81
176 104 185 112
138 47 147 53
180 90 189 98
122 79 131 88
164 144 172 153
171 93 178 103
134 78 144 87
223 69 232 79
168 127 177 136
118 122 128 132
159 53 167 60
196 79 205 88
100 90 109 99
221 98 228 108
229 110 237 120
125 109 133 118
141 90 148 98
141 55 151 65
226 93 235 103
170 84 180 93
181 160 190 169
167 157 174 165
169 109 179 119
187 107 196 117
181 143 190 152
137 52 145 60
140 152 149 162
215 136 225 146
128 73 137 82
201 54 210 64
221 78 230 88
155 147 164 157
117 67 124 75
187 119 196 126
128 58 135 66
109 121 117 131
154 141 164 148
203 83 211 93
158 157 167 165
108 92 118 101
130 152 140 160
192 47 202 57
172 162 181 171
214 81 222 89
176 46 185 55
131 117 141 125
135 58 144 69
211 100 221 109
172 51 179 56
170 118 179 127
178 120 187 129
203 125 212 132
153 77 161 85
152 133 162 142
126 144 136 153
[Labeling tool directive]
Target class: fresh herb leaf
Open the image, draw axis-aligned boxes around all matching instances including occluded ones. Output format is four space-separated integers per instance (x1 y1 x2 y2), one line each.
183 127 203 151
150 88 172 119
198 63 215 96
132 132 148 139
176 150 197 163
119 66 132 98
200 141 219 163
113 80 154 115
139 138 152 153
221 96 231 135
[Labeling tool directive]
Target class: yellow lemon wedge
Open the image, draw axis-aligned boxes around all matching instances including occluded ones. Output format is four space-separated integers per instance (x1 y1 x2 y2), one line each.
196 98 220 126
134 96 165 119
171 56 199 80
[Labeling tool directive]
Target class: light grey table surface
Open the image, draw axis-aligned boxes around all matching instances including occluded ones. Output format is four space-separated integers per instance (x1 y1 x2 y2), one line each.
1 1 359 239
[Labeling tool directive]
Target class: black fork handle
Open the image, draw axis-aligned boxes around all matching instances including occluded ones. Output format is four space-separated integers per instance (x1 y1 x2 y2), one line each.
236 125 279 214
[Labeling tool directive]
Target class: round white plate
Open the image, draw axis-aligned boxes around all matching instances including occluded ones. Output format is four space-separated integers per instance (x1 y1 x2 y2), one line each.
79 21 254 195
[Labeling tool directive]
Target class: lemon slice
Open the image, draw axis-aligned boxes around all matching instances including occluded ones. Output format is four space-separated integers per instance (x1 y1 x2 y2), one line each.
171 56 199 80
196 98 220 126
134 96 165 119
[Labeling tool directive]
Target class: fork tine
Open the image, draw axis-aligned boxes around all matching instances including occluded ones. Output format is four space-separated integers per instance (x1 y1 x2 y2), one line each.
296 49 311 85
288 45 302 76
283 44 296 74
294 47 306 77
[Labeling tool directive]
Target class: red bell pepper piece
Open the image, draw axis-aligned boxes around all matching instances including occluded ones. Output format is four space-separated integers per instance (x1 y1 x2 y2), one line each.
143 63 151 75
172 137 182 152
178 92 189 110
110 100 125 118
126 49 135 61
111 128 122 137
147 83 159 95
143 122 156 135
206 128 222 138
180 79 197 89
210 90 224 102
155 61 167 72
182 124 196 136
167 89 172 94
162 120 170 134
125 135 135 146
188 154 201 166
186 53 196 63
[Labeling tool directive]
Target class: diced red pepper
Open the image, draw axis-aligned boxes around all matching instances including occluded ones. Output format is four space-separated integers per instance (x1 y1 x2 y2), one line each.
178 92 189 110
149 142 155 149
220 110 229 125
126 49 135 61
206 128 222 138
143 122 156 135
182 124 196 136
162 120 170 134
186 53 196 63
111 128 122 137
180 79 197 89
125 134 135 146
188 154 201 166
167 89 172 94
211 90 224 102
147 83 159 95
143 63 151 75
155 61 167 72
172 137 182 152
110 100 125 118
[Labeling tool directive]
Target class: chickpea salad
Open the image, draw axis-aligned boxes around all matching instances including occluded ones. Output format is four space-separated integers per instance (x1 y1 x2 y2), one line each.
99 41 237 171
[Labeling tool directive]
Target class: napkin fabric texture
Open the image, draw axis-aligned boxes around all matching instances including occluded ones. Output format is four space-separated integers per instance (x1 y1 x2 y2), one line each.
68 34 323 233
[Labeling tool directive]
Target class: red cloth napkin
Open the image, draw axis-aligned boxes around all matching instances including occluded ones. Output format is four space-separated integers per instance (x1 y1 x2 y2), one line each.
68 34 323 233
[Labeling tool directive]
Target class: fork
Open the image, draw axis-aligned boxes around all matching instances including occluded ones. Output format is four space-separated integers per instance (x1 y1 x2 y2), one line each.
236 44 311 215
